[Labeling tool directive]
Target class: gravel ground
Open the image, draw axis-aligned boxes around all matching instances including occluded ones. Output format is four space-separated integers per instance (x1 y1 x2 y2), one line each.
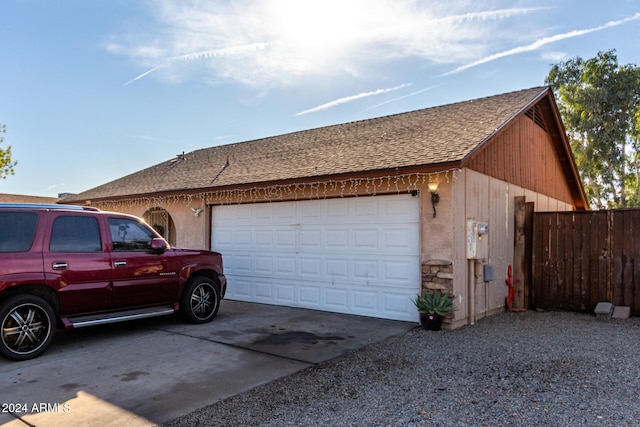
165 311 640 427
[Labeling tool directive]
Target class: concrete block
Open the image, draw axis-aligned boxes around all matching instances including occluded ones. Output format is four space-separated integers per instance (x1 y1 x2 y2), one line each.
612 306 631 319
594 302 614 320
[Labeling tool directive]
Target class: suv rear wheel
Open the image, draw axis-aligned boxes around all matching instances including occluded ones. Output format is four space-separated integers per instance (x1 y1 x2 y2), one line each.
0 294 56 361
180 276 221 324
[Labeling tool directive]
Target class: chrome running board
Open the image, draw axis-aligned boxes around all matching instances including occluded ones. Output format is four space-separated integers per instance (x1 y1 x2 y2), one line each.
66 306 176 328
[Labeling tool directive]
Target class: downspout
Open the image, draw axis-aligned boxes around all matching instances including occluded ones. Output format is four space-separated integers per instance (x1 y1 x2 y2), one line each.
468 259 475 325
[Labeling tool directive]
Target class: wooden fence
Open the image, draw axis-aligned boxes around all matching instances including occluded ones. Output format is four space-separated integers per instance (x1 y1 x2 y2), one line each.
532 209 640 315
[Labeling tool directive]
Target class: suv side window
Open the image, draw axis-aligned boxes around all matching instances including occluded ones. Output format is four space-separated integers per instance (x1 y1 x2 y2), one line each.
50 216 102 252
109 218 156 251
0 212 39 252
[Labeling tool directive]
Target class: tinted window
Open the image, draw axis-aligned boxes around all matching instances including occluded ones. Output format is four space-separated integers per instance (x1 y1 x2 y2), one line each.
0 212 39 252
50 216 102 252
109 218 156 251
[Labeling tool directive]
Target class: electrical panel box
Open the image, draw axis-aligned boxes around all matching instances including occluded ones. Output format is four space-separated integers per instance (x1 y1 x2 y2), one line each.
466 220 489 259
466 220 478 259
483 264 495 282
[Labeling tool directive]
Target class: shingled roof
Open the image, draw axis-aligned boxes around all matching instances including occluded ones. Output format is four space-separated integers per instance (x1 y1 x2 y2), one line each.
65 86 552 202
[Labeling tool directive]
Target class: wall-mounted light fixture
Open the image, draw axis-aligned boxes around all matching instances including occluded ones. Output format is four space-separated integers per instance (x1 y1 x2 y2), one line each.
428 182 440 218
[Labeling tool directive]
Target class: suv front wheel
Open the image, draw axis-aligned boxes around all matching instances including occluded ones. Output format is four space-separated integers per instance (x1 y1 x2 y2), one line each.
180 276 221 324
0 294 56 361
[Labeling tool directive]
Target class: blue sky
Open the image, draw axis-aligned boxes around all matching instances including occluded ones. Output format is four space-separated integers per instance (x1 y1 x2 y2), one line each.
1 0 639 197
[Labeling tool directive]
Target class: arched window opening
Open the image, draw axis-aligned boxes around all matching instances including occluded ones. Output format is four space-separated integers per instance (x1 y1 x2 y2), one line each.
143 208 176 247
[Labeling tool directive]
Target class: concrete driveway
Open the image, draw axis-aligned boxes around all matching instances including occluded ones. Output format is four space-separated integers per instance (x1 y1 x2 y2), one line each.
0 301 414 426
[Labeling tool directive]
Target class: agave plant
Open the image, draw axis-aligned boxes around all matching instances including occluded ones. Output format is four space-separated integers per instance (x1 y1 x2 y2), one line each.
413 289 456 316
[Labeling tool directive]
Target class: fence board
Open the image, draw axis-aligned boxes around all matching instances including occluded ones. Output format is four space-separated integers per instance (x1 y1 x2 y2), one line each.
532 209 640 315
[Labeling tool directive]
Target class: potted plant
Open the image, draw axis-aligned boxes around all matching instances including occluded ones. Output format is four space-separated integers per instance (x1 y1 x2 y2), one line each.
413 289 456 331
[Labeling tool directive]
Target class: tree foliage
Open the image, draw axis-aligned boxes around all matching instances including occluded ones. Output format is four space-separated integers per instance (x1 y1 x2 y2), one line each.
546 50 640 209
0 123 17 180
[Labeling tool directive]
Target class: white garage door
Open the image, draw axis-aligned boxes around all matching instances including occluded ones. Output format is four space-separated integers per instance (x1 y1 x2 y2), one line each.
211 194 420 321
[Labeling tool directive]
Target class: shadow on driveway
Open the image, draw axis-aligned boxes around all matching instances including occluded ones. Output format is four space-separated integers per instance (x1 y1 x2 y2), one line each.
171 300 416 364
0 301 415 426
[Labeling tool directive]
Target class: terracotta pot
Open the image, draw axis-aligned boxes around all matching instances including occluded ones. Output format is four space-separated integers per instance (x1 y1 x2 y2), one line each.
420 313 443 331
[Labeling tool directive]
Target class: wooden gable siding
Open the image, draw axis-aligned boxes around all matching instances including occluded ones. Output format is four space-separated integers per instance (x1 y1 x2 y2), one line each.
464 111 574 206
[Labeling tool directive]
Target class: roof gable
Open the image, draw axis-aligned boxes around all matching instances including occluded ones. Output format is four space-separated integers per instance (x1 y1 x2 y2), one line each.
65 87 578 203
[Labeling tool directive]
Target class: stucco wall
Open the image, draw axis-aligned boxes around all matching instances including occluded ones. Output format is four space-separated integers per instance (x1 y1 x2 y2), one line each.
94 201 210 250
419 177 454 262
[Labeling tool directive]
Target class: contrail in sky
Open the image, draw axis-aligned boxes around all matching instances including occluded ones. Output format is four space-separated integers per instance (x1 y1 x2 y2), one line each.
356 85 439 115
295 83 412 116
443 12 640 76
124 42 274 86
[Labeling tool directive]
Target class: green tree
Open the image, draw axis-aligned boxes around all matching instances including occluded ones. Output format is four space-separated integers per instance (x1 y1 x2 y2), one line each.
546 50 640 209
0 123 17 179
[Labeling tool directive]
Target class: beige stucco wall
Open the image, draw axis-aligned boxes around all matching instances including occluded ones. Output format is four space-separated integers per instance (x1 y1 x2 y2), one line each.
419 176 454 262
94 200 210 250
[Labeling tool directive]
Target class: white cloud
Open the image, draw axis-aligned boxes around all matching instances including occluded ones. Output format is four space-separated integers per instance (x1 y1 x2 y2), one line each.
111 1 639 89
113 0 545 86
540 51 568 62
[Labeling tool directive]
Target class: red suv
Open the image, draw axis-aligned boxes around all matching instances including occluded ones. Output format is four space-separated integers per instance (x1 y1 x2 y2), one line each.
0 203 226 361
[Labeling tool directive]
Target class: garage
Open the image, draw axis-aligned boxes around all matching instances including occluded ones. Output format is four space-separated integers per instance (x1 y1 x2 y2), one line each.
211 194 420 321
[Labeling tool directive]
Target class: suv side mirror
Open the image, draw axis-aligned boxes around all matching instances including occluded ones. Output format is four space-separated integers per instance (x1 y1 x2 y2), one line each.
150 237 169 253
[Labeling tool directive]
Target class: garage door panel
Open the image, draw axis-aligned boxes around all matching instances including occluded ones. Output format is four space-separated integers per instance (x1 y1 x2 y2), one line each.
276 257 296 276
383 292 414 316
300 257 321 277
299 285 321 305
254 255 273 273
326 200 349 218
325 288 349 309
276 229 296 248
325 258 349 278
255 229 273 246
300 228 322 249
383 197 416 216
212 195 419 321
220 253 244 275
234 230 252 246
214 229 234 246
353 259 378 281
382 258 420 283
272 204 296 224
276 283 295 302
353 228 378 249
353 290 378 312
354 198 378 217
326 229 348 248
384 228 419 251
233 277 252 297
254 280 273 299
255 204 273 221
300 202 324 219
233 254 254 274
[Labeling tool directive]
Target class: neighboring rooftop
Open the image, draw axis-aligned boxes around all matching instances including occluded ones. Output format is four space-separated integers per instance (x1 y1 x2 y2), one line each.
0 193 60 204
64 87 551 202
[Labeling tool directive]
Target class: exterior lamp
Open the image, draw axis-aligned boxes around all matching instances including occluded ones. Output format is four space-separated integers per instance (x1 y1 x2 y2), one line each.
428 182 440 218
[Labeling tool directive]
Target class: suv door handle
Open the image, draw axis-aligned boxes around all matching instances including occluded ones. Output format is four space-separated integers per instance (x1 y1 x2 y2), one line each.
52 262 68 270
114 261 127 268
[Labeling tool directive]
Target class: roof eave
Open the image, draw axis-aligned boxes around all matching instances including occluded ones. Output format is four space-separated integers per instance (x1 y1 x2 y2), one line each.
65 163 464 206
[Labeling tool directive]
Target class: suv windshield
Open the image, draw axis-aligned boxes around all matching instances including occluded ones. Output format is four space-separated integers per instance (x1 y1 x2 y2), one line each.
0 212 39 252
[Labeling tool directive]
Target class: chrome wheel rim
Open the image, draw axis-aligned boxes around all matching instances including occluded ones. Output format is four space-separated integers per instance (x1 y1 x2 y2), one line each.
2 303 52 356
190 283 217 321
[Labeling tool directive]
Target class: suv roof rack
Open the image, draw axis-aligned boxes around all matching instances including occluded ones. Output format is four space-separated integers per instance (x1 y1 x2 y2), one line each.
0 203 98 211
